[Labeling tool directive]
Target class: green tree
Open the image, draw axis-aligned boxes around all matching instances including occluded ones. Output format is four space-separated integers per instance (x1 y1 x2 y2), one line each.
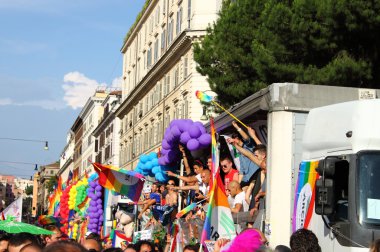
194 0 380 107
25 185 33 196
46 176 57 193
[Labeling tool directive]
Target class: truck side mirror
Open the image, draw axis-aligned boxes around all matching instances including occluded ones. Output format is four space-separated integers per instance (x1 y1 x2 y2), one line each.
315 157 340 215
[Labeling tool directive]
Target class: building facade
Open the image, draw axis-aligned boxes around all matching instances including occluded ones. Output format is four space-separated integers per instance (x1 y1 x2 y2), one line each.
36 162 59 215
93 91 122 167
116 0 222 170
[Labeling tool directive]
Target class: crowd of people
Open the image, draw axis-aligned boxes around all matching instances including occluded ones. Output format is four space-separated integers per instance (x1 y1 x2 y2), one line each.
3 121 380 252
1 228 380 252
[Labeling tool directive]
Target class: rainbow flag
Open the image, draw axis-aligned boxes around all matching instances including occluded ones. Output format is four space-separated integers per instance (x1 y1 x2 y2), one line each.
176 203 197 219
292 160 320 232
210 118 219 184
201 172 236 242
48 176 62 215
92 162 145 202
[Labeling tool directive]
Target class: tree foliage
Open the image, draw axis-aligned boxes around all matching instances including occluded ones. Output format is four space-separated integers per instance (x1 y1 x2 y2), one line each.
46 176 57 193
25 185 33 196
194 0 380 107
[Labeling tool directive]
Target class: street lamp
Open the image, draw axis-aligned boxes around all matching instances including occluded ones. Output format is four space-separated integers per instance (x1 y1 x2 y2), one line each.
0 137 49 151
200 106 209 121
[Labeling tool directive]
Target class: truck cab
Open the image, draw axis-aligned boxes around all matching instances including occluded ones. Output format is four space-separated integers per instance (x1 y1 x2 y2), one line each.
301 99 380 251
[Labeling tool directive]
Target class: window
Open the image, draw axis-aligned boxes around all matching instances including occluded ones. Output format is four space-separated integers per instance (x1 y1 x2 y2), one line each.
144 96 149 114
154 38 159 63
147 46 152 68
165 74 171 96
174 67 179 87
156 6 160 24
176 7 182 35
183 95 189 118
168 18 174 44
183 56 188 78
158 81 162 101
188 0 191 28
161 29 166 54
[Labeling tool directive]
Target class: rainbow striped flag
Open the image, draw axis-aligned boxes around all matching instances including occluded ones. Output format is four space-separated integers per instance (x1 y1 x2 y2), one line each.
292 160 320 232
210 118 219 185
92 162 145 202
176 203 197 219
201 172 236 242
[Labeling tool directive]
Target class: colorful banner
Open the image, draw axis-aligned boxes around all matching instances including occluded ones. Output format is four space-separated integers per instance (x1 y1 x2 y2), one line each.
292 160 320 232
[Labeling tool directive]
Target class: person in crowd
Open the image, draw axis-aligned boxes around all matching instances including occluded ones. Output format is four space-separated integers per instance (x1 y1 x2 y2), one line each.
290 228 321 252
82 237 102 252
85 232 102 243
152 179 178 226
183 244 200 252
19 244 42 252
166 159 206 190
8 233 41 252
220 156 239 191
124 244 137 252
103 249 123 252
230 122 262 190
42 240 87 252
213 228 263 252
41 225 63 246
370 238 380 252
135 183 161 220
134 240 154 252
103 237 113 250
274 245 291 252
228 180 249 213
0 233 11 252
171 169 211 199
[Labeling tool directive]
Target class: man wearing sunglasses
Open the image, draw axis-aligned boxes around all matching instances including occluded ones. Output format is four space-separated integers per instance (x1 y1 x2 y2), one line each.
220 156 239 192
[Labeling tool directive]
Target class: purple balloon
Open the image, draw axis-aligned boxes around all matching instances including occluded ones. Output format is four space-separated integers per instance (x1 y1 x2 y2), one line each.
96 199 102 204
88 193 95 199
166 132 175 143
167 150 179 163
189 125 202 138
88 187 95 193
160 148 169 155
95 185 102 191
89 181 96 188
95 192 102 198
198 133 212 146
97 204 103 209
90 201 97 206
158 157 166 165
179 131 191 144
162 139 171 150
170 125 181 137
187 139 200 151
97 209 103 214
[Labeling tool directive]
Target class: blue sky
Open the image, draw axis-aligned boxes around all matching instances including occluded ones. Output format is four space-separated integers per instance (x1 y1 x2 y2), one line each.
0 0 145 178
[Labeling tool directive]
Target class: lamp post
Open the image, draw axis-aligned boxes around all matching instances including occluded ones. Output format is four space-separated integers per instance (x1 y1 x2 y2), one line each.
0 137 48 150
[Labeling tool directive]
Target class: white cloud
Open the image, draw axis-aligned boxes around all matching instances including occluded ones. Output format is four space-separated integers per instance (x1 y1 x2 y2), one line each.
0 98 12 105
62 71 106 109
111 76 123 88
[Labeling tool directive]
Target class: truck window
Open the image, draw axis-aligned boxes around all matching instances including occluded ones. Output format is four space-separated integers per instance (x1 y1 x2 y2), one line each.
357 152 380 227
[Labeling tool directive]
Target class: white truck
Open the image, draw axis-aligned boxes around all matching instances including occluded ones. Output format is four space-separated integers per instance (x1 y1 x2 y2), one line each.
209 83 380 251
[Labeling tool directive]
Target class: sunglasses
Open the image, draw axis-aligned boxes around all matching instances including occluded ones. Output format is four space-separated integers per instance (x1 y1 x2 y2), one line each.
168 183 175 185
222 165 228 168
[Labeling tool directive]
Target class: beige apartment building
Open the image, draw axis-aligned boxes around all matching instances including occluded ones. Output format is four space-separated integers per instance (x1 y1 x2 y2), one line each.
116 0 222 169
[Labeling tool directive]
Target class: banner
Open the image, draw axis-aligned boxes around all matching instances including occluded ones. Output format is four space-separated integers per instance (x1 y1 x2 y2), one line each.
1 197 23 221
292 160 320 232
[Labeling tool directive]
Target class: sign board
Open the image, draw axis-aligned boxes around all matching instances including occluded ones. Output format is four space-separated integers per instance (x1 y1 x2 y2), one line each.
358 89 376 100
134 229 152 241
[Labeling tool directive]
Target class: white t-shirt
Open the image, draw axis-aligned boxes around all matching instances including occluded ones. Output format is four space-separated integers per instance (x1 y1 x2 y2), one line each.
233 191 249 212
196 173 208 195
